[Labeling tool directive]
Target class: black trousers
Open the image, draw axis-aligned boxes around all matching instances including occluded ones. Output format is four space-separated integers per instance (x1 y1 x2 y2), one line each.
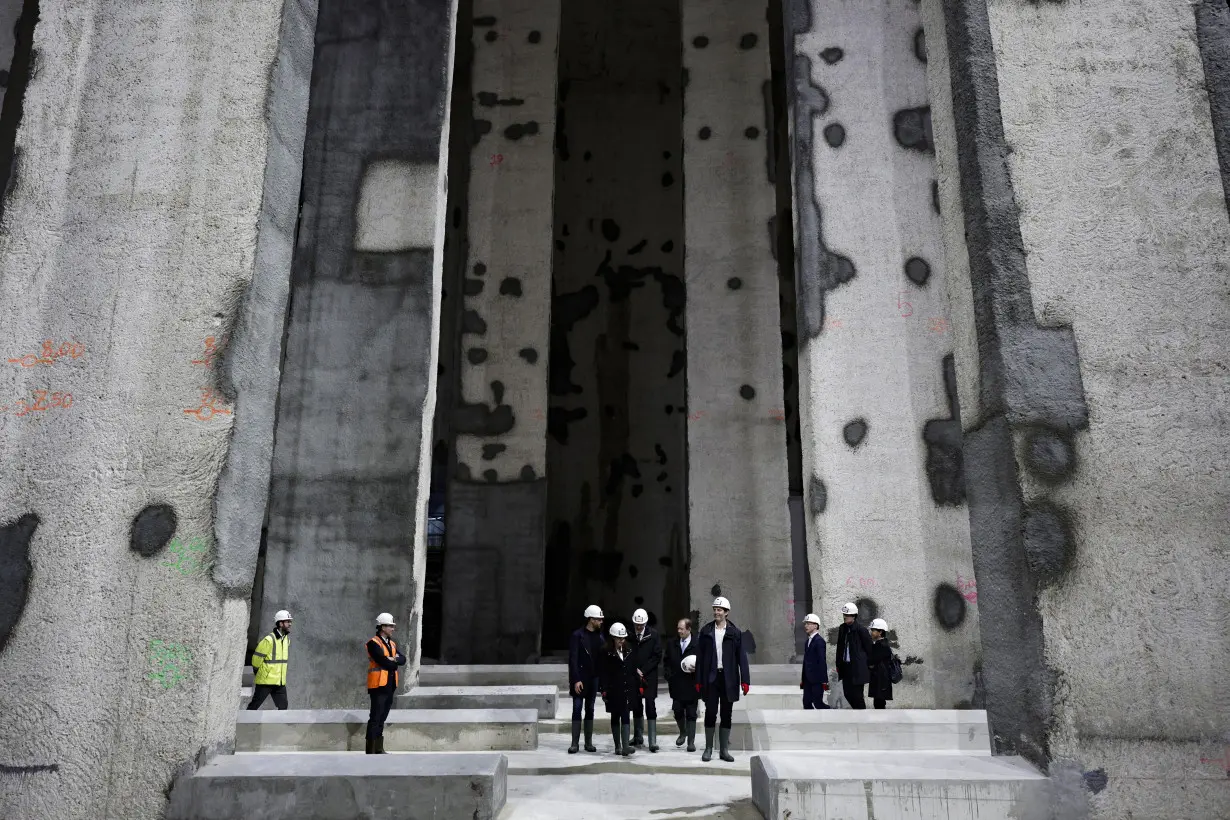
633 686 657 719
247 684 287 710
366 686 396 739
571 678 599 720
702 669 734 728
842 679 867 709
802 682 829 710
874 698 887 709
672 698 698 721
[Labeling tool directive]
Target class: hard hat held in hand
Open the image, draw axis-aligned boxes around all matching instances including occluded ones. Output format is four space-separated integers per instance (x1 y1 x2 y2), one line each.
632 608 648 625
609 622 628 638
870 618 888 631
584 604 604 619
274 610 293 622
803 613 821 626
681 655 697 673
375 612 396 626
841 602 858 615
712 596 731 610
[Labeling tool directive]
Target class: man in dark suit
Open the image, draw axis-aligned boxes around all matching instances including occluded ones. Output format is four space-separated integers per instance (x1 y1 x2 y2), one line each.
800 612 829 709
630 608 663 750
694 596 750 762
835 601 873 709
663 617 699 750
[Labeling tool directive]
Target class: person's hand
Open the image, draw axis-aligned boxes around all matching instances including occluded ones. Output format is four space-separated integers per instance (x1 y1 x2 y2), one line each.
637 669 644 678
741 683 750 696
574 681 584 695
639 687 644 696
800 682 804 689
695 683 701 693
601 692 607 700
822 683 829 691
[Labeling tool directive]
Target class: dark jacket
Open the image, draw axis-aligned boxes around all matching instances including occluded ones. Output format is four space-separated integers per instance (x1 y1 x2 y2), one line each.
365 636 406 692
868 637 894 701
835 621 873 686
631 626 662 697
568 626 605 687
664 633 699 702
694 620 750 701
600 645 642 714
801 631 828 686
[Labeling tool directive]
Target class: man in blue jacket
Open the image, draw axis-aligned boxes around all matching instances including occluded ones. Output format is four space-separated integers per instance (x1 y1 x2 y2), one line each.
693 596 750 762
567 604 605 753
800 612 829 709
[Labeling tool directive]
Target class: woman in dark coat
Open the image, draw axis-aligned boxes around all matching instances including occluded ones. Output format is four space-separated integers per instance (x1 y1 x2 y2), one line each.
663 617 699 751
867 617 893 709
600 622 642 756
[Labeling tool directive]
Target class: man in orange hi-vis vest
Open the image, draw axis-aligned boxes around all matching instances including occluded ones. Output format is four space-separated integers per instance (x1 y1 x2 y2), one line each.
365 612 407 754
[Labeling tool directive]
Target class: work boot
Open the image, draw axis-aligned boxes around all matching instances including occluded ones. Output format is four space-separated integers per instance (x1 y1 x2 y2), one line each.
583 718 596 752
632 716 644 746
365 737 375 755
648 719 658 752
621 721 635 756
686 720 697 752
611 718 622 755
568 719 581 754
719 727 734 762
701 726 714 762
375 737 387 754
674 713 686 747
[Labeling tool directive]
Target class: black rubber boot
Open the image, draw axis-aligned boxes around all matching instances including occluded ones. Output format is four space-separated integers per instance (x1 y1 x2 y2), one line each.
686 720 697 752
611 718 622 755
719 727 734 762
632 716 644 746
648 719 659 752
583 718 596 752
375 737 387 754
568 719 581 754
674 713 686 747
621 721 635 756
701 726 714 762
365 737 375 754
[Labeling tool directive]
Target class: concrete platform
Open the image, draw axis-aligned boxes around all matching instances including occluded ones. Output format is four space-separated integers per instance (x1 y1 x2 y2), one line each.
234 709 537 752
399 685 557 719
551 686 809 720
419 663 799 688
751 751 1049 820
166 752 507 820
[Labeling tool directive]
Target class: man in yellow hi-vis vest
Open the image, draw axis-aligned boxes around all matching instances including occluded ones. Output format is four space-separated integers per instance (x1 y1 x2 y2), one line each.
247 609 293 710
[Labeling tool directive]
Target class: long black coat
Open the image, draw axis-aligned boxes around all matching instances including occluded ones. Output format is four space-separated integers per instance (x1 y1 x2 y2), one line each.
568 626 604 688
600 646 642 714
663 634 699 702
630 626 662 698
801 632 828 686
868 637 894 701
835 621 873 686
694 621 750 701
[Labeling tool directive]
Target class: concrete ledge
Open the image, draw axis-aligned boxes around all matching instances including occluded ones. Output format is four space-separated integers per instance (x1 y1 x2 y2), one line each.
235 709 538 752
420 664 566 686
751 751 1049 820
167 752 507 820
399 685 557 719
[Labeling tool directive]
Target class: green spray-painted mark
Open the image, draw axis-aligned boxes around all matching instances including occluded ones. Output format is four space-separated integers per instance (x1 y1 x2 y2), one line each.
147 639 193 689
161 536 212 577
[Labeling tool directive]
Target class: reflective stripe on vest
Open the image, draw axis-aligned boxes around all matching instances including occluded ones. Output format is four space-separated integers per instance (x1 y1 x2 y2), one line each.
253 632 289 687
366 636 399 689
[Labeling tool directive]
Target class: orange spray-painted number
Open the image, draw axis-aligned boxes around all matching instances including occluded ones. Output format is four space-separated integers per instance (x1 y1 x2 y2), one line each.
183 388 232 421
7 340 86 367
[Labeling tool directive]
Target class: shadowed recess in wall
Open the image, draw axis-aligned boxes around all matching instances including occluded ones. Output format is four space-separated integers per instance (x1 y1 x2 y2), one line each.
922 354 965 506
0 513 38 653
130 504 179 557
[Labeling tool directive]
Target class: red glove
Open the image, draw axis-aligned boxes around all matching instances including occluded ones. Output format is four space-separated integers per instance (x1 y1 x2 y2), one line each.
799 683 804 689
601 692 606 699
741 683 750 696
639 687 644 695
822 683 829 691
695 683 701 693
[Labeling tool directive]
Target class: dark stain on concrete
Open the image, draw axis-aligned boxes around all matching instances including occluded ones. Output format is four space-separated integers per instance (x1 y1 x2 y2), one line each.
484 469 498 482
455 382 516 435
476 91 524 107
693 35 709 48
820 47 843 64
130 504 178 558
473 262 487 276
668 350 685 378
499 277 523 297
0 512 38 653
710 583 722 597
933 583 966 630
745 126 760 139
605 453 642 496
843 418 868 448
914 28 927 63
808 475 827 516
854 598 879 625
893 106 934 153
1023 428 1076 482
727 277 743 290
1023 502 1075 583
520 465 538 480
655 444 668 464
528 30 542 44
931 179 941 214
661 240 674 253
519 347 539 364
473 15 497 26
601 219 621 242
549 284 600 396
628 239 647 255
0 763 59 774
823 123 845 147
661 171 675 187
581 549 623 583
485 31 498 42
698 126 712 140
922 354 966 506
462 310 487 335
740 33 758 49
739 384 756 400
482 444 506 460
467 348 488 364
905 256 931 286
504 121 539 140
548 406 588 445
1083 769 1108 794
471 119 492 144
631 485 644 498
464 278 485 296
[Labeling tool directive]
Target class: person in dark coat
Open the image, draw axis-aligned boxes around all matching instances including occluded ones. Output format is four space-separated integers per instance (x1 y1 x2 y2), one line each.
835 601 873 709
630 608 663 751
365 612 407 754
567 604 606 753
867 617 894 709
600 622 641 756
800 612 829 709
694 596 750 763
664 617 699 750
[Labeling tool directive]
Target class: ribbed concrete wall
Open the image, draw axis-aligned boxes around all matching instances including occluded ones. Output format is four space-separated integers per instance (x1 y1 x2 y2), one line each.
0 0 316 817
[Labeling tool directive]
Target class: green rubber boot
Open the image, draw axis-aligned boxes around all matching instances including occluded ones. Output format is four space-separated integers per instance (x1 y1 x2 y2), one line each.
701 726 714 762
611 718 622 755
583 718 596 752
674 713 686 747
686 719 697 752
568 719 581 754
719 727 734 762
621 721 636 756
632 716 644 746
648 719 658 752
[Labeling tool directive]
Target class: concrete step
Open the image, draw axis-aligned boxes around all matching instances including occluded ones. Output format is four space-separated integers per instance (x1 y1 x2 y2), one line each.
399 685 558 719
552 686 809 718
419 663 800 687
539 709 991 754
752 751 1049 820
235 708 538 752
166 752 508 820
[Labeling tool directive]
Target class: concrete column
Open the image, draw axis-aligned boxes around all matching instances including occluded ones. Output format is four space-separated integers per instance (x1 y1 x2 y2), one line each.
683 0 794 662
0 0 316 818
439 0 559 663
784 0 980 704
932 0 1230 814
259 0 456 705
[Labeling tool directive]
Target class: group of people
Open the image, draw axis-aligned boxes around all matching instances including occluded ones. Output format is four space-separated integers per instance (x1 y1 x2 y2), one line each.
800 601 896 710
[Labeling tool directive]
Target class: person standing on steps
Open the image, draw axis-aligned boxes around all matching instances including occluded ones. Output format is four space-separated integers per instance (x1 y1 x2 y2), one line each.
365 612 407 754
600 622 641 757
835 602 872 709
664 617 699 751
867 617 894 710
248 609 292 710
567 604 605 754
694 596 750 763
630 608 663 752
800 612 829 710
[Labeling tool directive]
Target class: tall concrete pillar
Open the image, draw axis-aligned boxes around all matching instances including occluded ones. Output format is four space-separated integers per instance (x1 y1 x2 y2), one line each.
682 0 795 661
0 0 316 817
439 0 559 663
783 0 980 705
259 0 457 705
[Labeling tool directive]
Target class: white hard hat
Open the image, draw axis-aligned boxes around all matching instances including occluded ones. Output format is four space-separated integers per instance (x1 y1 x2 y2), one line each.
584 605 604 619
681 655 697 673
609 622 628 638
803 613 821 626
375 612 396 626
841 602 858 616
632 608 648 625
712 596 731 611
870 618 888 632
274 610 293 622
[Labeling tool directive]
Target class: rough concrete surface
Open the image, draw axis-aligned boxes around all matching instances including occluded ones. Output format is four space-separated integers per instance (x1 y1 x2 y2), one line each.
234 707 538 752
0 1 316 819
